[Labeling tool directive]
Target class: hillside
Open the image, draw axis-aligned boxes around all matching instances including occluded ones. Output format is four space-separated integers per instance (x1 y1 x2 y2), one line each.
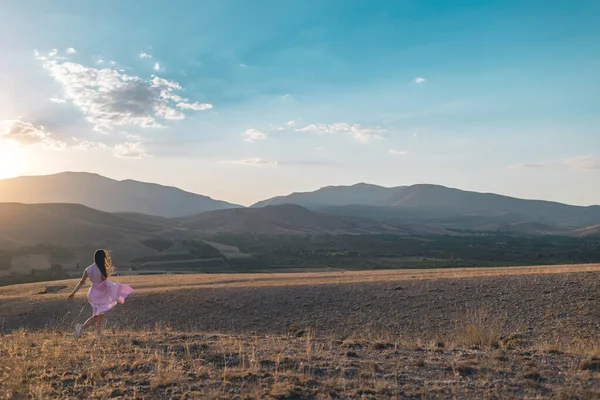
178 204 436 235
252 183 400 209
569 224 600 237
0 203 179 267
0 172 241 217
254 183 600 231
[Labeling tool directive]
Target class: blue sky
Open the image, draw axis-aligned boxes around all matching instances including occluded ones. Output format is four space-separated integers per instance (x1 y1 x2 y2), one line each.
0 0 598 206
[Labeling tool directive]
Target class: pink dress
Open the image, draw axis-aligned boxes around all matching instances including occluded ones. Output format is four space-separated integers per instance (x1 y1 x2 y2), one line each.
86 263 134 316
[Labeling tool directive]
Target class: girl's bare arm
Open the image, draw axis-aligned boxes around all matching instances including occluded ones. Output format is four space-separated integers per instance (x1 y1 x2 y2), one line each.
67 271 88 299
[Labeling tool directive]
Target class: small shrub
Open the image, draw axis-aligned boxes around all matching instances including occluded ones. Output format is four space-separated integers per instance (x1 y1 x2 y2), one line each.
451 361 477 377
580 357 600 372
523 369 543 382
457 309 501 348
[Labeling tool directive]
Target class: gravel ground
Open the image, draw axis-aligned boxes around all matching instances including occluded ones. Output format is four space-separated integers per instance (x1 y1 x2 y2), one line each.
2 270 599 343
1 268 599 399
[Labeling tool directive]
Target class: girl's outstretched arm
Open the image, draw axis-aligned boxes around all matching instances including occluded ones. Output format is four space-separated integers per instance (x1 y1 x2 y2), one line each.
67 271 88 299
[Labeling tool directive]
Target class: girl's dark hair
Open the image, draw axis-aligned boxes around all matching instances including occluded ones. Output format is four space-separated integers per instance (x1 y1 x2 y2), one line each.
94 249 114 278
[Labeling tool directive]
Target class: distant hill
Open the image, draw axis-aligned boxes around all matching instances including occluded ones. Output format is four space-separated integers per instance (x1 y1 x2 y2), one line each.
0 172 241 217
253 183 600 231
252 183 400 209
0 203 176 263
569 224 600 237
178 204 440 235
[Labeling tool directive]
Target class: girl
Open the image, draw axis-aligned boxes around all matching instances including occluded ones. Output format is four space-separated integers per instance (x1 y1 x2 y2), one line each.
67 249 134 338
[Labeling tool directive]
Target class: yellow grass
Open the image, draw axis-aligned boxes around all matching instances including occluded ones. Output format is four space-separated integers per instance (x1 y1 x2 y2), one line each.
2 327 599 399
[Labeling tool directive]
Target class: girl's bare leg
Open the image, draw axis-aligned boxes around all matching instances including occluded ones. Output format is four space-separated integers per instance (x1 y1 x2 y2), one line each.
96 314 104 335
81 315 97 330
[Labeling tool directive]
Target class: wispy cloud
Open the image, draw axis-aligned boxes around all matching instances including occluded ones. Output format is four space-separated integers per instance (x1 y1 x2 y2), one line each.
414 77 426 84
73 140 110 151
240 63 248 68
564 155 600 170
0 120 66 150
49 97 67 104
389 149 408 155
243 129 268 142
65 47 77 54
153 62 161 71
509 156 600 170
225 158 277 167
508 162 554 169
297 123 385 143
36 49 213 132
176 102 213 111
114 141 150 159
139 52 152 59
73 138 151 158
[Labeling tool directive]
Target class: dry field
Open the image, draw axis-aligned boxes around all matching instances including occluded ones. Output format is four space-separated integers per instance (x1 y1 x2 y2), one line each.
1 264 600 399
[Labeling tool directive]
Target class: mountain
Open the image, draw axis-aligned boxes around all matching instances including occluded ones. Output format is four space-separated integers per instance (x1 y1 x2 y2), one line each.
0 172 241 217
178 204 440 235
252 183 600 231
252 183 400 209
0 203 181 265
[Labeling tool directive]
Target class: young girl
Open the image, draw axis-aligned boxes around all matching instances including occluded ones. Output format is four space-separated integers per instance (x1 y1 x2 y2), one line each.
67 249 134 338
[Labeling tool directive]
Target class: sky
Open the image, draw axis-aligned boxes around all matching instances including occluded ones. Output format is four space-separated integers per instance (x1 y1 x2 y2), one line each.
0 0 599 206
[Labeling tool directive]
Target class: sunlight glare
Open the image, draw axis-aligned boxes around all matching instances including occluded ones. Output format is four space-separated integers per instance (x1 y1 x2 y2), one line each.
0 140 26 179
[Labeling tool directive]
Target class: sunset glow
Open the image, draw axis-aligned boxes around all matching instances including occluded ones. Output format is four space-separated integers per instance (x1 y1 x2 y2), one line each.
0 141 26 179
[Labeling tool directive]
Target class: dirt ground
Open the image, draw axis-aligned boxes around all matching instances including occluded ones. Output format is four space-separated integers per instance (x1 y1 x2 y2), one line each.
1 264 599 399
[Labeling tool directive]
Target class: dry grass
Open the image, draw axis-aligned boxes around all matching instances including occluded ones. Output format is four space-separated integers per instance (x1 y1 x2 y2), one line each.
2 266 600 398
455 309 503 349
1 326 600 399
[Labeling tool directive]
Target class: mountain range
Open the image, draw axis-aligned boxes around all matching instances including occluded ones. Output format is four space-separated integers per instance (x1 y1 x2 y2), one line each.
1 172 599 235
0 172 240 217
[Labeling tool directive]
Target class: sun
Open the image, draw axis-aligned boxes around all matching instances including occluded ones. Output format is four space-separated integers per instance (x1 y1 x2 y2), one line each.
0 140 26 179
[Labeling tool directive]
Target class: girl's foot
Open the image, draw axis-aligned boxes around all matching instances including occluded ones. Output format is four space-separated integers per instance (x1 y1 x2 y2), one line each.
74 323 83 339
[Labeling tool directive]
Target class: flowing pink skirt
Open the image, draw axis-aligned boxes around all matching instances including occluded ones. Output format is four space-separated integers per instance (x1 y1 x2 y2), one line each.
87 280 134 316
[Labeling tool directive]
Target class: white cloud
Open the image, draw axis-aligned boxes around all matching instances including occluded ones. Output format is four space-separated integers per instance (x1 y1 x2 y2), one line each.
0 120 66 150
49 97 67 104
153 62 160 71
176 102 213 111
140 52 152 59
240 63 248 68
226 158 277 167
66 48 77 54
414 77 426 84
73 138 150 159
389 149 408 155
286 120 296 127
73 140 110 150
297 123 385 143
114 141 149 158
243 129 268 142
315 147 324 151
564 155 600 170
37 51 213 132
